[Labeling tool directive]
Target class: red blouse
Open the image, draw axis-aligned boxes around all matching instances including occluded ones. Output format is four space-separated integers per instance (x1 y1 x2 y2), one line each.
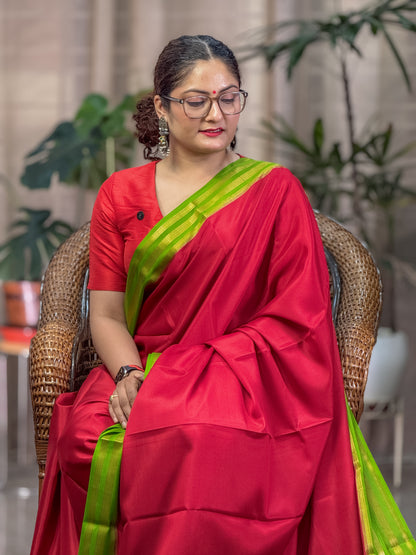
88 162 162 291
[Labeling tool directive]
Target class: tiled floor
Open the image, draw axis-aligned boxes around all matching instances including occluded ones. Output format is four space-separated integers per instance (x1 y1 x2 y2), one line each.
0 460 38 555
1 456 415 554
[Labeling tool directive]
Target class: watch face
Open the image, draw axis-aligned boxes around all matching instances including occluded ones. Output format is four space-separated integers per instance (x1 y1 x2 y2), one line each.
115 365 142 383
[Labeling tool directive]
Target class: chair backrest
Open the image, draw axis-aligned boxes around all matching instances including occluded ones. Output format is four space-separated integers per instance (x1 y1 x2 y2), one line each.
29 214 382 492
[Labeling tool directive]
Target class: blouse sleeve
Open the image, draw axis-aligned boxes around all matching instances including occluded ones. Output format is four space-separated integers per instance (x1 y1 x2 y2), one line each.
88 174 127 292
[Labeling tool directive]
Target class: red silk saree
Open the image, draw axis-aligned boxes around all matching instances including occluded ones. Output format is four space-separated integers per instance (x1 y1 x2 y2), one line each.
31 158 414 554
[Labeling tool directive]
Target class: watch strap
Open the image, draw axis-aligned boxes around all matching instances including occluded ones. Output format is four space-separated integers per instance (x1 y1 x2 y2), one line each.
114 364 144 384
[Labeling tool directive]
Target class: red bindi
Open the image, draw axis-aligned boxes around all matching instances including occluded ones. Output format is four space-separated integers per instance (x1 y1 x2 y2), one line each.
212 90 216 94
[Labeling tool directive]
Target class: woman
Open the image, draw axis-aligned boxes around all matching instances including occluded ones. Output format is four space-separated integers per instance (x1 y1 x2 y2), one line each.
31 35 414 555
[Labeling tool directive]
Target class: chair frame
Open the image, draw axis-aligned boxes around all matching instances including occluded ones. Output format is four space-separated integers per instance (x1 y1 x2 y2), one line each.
29 213 382 492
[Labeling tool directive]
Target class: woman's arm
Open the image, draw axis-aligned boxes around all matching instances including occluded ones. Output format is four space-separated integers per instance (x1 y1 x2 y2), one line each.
90 290 142 375
90 289 144 428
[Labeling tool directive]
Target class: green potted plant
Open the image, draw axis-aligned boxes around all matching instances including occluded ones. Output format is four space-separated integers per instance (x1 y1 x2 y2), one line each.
240 0 416 402
0 207 74 328
20 91 144 194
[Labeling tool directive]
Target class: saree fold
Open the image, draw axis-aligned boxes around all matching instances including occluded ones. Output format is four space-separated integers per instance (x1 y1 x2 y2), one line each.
32 157 411 554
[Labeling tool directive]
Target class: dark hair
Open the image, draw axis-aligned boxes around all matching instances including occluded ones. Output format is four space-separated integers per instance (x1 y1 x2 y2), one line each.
134 35 241 160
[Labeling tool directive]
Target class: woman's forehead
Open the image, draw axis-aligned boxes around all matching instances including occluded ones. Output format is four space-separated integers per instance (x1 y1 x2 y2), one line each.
174 59 238 94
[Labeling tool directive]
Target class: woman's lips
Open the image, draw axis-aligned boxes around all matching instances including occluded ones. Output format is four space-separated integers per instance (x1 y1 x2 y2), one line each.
199 128 224 137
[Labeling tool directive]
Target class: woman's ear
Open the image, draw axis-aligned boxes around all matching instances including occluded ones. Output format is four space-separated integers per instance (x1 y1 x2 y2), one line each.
154 95 166 119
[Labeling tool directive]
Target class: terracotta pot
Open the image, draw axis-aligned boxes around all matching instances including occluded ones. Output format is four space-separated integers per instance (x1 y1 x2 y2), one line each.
2 280 41 328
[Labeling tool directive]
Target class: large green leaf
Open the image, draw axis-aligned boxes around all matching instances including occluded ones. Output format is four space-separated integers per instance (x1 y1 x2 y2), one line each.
0 208 74 280
21 122 100 189
20 91 142 191
75 93 109 138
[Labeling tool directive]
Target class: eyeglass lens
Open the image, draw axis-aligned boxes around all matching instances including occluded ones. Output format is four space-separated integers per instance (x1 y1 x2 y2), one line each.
184 91 246 118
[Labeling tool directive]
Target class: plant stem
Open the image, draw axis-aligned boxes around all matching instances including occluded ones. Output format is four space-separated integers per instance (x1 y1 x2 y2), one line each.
340 52 365 239
77 149 90 228
386 208 397 332
105 137 116 177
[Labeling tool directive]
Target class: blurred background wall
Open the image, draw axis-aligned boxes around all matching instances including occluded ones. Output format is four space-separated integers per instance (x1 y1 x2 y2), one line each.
0 0 415 463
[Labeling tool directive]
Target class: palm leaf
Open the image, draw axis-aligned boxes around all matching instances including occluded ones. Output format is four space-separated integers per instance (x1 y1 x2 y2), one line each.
380 24 412 91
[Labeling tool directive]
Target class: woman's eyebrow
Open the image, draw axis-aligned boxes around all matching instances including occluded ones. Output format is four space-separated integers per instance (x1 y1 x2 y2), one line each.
182 84 238 95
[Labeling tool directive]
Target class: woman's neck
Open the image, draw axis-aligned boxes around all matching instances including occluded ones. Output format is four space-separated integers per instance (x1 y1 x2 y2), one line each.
160 149 239 181
154 149 240 217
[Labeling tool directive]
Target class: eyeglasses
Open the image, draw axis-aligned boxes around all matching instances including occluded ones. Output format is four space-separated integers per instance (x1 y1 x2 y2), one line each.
161 90 248 119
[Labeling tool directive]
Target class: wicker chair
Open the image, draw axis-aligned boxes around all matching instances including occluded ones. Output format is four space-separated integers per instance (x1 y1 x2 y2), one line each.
29 214 382 494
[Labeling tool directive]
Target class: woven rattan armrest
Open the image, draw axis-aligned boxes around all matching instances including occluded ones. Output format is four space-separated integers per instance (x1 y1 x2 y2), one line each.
29 320 78 488
29 222 92 491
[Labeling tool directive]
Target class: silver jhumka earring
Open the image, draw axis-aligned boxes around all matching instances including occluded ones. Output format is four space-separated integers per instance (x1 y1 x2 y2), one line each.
158 117 170 158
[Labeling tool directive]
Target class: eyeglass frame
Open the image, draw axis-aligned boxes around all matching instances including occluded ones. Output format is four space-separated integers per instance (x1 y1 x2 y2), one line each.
160 89 248 119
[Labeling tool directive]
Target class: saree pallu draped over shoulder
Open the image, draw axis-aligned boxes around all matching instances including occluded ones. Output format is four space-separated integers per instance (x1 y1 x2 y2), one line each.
32 158 415 555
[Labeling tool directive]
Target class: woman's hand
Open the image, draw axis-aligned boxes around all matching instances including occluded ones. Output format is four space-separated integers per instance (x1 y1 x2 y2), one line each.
109 369 145 428
90 290 145 428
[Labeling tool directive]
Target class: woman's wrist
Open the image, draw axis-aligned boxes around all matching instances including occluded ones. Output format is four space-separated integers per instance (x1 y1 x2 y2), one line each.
114 364 144 384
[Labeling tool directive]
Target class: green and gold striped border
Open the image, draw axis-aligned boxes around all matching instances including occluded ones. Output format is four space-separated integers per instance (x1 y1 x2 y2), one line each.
79 424 125 554
347 403 416 554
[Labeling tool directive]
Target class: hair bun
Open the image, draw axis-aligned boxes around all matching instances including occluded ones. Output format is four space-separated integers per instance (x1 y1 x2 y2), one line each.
133 92 160 159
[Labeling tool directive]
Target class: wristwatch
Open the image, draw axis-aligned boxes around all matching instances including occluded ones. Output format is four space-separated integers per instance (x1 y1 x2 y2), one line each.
114 364 144 384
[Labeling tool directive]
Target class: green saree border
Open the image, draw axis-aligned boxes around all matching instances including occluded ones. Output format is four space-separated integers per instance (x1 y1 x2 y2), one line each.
78 354 161 553
78 424 125 554
347 403 416 554
124 157 278 334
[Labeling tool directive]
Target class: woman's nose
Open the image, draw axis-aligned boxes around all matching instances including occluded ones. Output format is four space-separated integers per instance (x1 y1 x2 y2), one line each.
205 98 223 120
